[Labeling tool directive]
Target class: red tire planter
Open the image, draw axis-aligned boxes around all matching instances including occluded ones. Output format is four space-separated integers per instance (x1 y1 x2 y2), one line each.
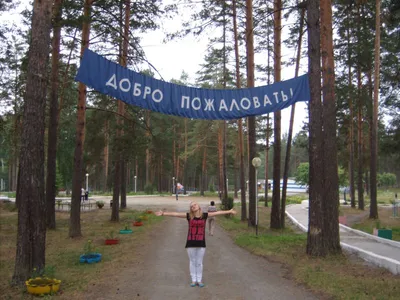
105 239 119 245
133 221 143 226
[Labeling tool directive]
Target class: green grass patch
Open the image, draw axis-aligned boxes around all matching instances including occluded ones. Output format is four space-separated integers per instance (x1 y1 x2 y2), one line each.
350 207 400 242
0 207 162 299
190 191 220 197
218 207 400 300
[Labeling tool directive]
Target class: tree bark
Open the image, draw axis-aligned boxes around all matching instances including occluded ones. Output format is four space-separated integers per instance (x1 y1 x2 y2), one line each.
232 0 246 220
271 0 282 229
245 0 256 226
369 0 380 219
321 0 341 254
46 0 63 230
347 18 356 208
12 0 53 285
103 120 109 191
264 115 270 207
201 146 207 196
145 111 151 186
69 0 93 238
357 65 365 210
306 0 326 257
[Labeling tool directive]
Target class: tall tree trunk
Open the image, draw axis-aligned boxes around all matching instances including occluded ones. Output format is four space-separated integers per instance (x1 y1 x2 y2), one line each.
264 115 270 207
245 0 256 226
12 0 53 285
103 120 109 191
46 0 63 230
120 161 126 208
232 0 246 220
271 0 282 229
238 119 247 220
118 0 130 209
347 20 356 208
69 0 93 238
306 0 326 257
369 0 380 219
281 7 305 228
356 4 365 210
145 111 151 186
264 21 272 207
183 118 188 194
321 0 341 254
218 122 224 201
201 146 207 196
111 158 121 221
222 8 228 204
233 148 238 199
172 122 176 192
357 66 365 210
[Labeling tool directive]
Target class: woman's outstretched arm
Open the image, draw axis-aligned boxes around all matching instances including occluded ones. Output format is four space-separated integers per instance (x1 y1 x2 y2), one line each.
155 211 187 218
208 208 236 217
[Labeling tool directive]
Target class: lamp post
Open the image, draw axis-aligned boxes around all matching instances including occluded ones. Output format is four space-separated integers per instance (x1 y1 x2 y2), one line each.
252 157 262 235
85 173 89 192
172 177 175 194
134 175 137 193
226 178 229 193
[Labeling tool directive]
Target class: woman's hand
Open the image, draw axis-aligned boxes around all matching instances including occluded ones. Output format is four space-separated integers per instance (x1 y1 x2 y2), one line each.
155 210 163 216
230 209 237 215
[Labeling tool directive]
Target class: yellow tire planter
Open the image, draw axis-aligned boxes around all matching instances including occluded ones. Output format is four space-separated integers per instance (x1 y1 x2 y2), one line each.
25 277 61 295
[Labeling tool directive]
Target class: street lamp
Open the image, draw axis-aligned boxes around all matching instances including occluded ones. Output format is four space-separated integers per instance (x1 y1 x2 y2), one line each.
252 157 262 236
172 177 175 194
85 173 89 192
134 175 137 193
226 178 229 192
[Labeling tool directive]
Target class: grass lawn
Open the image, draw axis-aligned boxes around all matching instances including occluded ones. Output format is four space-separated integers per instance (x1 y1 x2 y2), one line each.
1 199 399 300
218 205 400 300
348 206 400 241
0 203 161 299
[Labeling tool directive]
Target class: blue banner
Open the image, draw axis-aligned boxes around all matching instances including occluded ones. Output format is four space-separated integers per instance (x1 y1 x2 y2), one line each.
75 49 310 120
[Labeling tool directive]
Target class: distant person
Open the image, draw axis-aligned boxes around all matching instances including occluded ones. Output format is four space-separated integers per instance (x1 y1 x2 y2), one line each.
155 201 236 287
207 201 217 236
81 188 85 202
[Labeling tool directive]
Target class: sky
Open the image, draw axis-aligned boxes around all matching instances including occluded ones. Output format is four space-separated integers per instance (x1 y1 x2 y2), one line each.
138 13 309 136
3 0 308 136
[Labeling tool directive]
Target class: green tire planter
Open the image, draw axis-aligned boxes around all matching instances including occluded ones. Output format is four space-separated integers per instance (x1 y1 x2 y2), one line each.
119 229 133 234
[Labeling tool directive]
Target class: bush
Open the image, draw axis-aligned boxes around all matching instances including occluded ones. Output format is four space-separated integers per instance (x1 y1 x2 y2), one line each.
221 196 234 210
96 200 105 208
144 184 155 195
209 185 215 193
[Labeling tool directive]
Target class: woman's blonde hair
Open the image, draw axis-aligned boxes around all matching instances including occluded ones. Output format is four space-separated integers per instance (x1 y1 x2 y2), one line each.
189 201 203 219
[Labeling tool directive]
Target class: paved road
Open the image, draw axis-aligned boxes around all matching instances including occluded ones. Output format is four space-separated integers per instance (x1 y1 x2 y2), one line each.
286 204 400 275
82 202 318 300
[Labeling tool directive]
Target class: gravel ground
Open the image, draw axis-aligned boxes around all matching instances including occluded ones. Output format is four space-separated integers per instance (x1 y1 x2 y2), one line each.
77 196 319 300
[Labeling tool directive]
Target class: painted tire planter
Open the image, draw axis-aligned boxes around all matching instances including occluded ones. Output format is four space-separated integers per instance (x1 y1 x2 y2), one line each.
25 278 61 295
146 210 153 214
105 239 119 245
119 229 133 234
133 221 143 226
79 253 102 264
141 215 149 221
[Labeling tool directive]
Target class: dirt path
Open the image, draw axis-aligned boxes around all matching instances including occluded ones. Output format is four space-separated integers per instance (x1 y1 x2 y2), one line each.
81 205 318 300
